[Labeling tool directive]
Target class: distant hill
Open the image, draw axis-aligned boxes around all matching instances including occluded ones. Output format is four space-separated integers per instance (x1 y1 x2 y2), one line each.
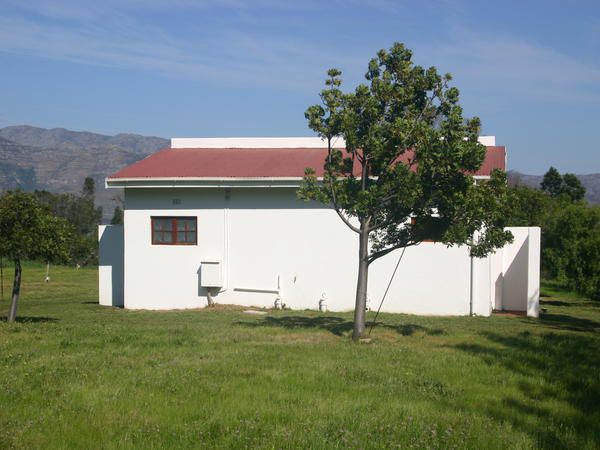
0 125 167 155
0 126 168 220
508 170 600 205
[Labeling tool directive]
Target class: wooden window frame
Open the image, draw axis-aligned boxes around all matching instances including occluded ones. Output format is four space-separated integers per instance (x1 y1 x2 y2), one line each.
151 216 197 246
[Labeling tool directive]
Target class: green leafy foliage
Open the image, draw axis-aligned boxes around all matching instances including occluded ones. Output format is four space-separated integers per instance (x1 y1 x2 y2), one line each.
34 189 102 237
0 191 71 264
507 182 600 299
111 205 123 225
33 178 102 264
82 176 95 198
0 191 73 321
299 42 513 261
300 42 513 339
541 166 586 201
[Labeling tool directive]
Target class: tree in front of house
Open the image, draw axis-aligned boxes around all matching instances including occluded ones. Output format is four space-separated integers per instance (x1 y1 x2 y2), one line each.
299 42 513 340
541 166 586 202
0 191 72 322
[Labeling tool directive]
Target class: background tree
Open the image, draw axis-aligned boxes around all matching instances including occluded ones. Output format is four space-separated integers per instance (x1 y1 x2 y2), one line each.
82 176 95 199
300 42 513 340
111 206 123 225
541 167 586 201
0 191 72 322
541 167 564 197
506 184 600 299
562 173 586 202
33 177 102 265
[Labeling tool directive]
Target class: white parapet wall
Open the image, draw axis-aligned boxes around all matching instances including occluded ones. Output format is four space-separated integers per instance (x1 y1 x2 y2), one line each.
170 136 496 149
98 225 124 307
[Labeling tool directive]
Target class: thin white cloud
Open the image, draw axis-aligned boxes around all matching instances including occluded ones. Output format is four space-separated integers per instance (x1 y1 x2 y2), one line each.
417 30 600 104
1 0 317 20
0 14 347 90
1 0 599 104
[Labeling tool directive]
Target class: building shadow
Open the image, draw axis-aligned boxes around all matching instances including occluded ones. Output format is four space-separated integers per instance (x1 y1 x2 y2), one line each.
236 314 445 337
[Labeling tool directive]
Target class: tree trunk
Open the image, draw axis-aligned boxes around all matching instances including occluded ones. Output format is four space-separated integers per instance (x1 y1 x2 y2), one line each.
7 259 22 323
352 227 370 341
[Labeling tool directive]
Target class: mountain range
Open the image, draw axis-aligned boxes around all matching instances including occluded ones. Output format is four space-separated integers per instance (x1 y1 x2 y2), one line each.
0 125 598 221
0 125 168 221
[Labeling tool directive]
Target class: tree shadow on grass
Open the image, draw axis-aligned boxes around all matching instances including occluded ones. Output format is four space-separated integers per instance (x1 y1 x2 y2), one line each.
452 328 600 448
236 315 445 337
0 316 58 323
541 300 572 307
541 299 600 309
537 312 600 333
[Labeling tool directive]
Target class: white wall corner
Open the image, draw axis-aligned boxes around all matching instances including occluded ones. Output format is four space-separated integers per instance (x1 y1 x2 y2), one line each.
527 227 541 318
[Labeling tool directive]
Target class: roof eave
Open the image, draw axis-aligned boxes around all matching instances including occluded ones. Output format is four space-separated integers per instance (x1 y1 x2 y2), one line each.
105 177 305 189
106 174 492 189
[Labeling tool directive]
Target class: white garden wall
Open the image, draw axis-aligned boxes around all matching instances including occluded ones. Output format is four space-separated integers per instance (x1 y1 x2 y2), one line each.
99 187 540 317
500 227 541 317
98 225 124 307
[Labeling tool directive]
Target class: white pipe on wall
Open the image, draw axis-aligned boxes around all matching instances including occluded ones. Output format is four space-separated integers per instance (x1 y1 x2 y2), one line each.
469 255 474 316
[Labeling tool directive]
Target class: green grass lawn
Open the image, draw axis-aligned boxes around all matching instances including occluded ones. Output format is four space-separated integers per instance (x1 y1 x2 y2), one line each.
0 262 598 449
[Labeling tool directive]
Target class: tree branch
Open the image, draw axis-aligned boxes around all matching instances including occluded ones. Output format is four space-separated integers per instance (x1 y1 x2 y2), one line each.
326 136 361 234
368 241 418 264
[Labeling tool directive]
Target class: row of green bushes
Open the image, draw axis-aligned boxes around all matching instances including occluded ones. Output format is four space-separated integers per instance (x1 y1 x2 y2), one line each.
507 170 599 299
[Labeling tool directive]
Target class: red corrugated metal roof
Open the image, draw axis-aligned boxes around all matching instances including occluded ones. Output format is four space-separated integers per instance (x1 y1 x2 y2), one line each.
108 146 505 180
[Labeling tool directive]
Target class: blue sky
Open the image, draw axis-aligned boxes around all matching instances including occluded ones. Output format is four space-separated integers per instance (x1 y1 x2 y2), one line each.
0 0 599 174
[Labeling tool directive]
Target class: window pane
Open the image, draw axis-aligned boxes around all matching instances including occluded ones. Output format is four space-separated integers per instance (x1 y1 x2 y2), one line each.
178 218 196 231
153 231 163 243
186 231 196 243
154 218 173 231
177 231 186 242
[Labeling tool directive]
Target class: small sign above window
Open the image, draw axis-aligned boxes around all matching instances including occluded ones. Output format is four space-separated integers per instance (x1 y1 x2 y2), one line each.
151 217 197 245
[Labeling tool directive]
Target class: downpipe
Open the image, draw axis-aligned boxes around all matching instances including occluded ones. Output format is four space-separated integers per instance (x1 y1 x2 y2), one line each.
469 255 474 317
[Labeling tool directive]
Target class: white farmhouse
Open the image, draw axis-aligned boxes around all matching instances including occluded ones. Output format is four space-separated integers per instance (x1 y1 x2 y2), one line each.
99 137 540 317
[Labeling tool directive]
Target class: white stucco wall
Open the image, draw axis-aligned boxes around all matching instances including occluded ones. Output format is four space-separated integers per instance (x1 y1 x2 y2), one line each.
120 188 476 314
100 187 540 316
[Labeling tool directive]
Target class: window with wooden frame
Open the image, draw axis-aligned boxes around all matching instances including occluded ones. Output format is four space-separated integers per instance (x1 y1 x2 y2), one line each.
151 217 197 245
